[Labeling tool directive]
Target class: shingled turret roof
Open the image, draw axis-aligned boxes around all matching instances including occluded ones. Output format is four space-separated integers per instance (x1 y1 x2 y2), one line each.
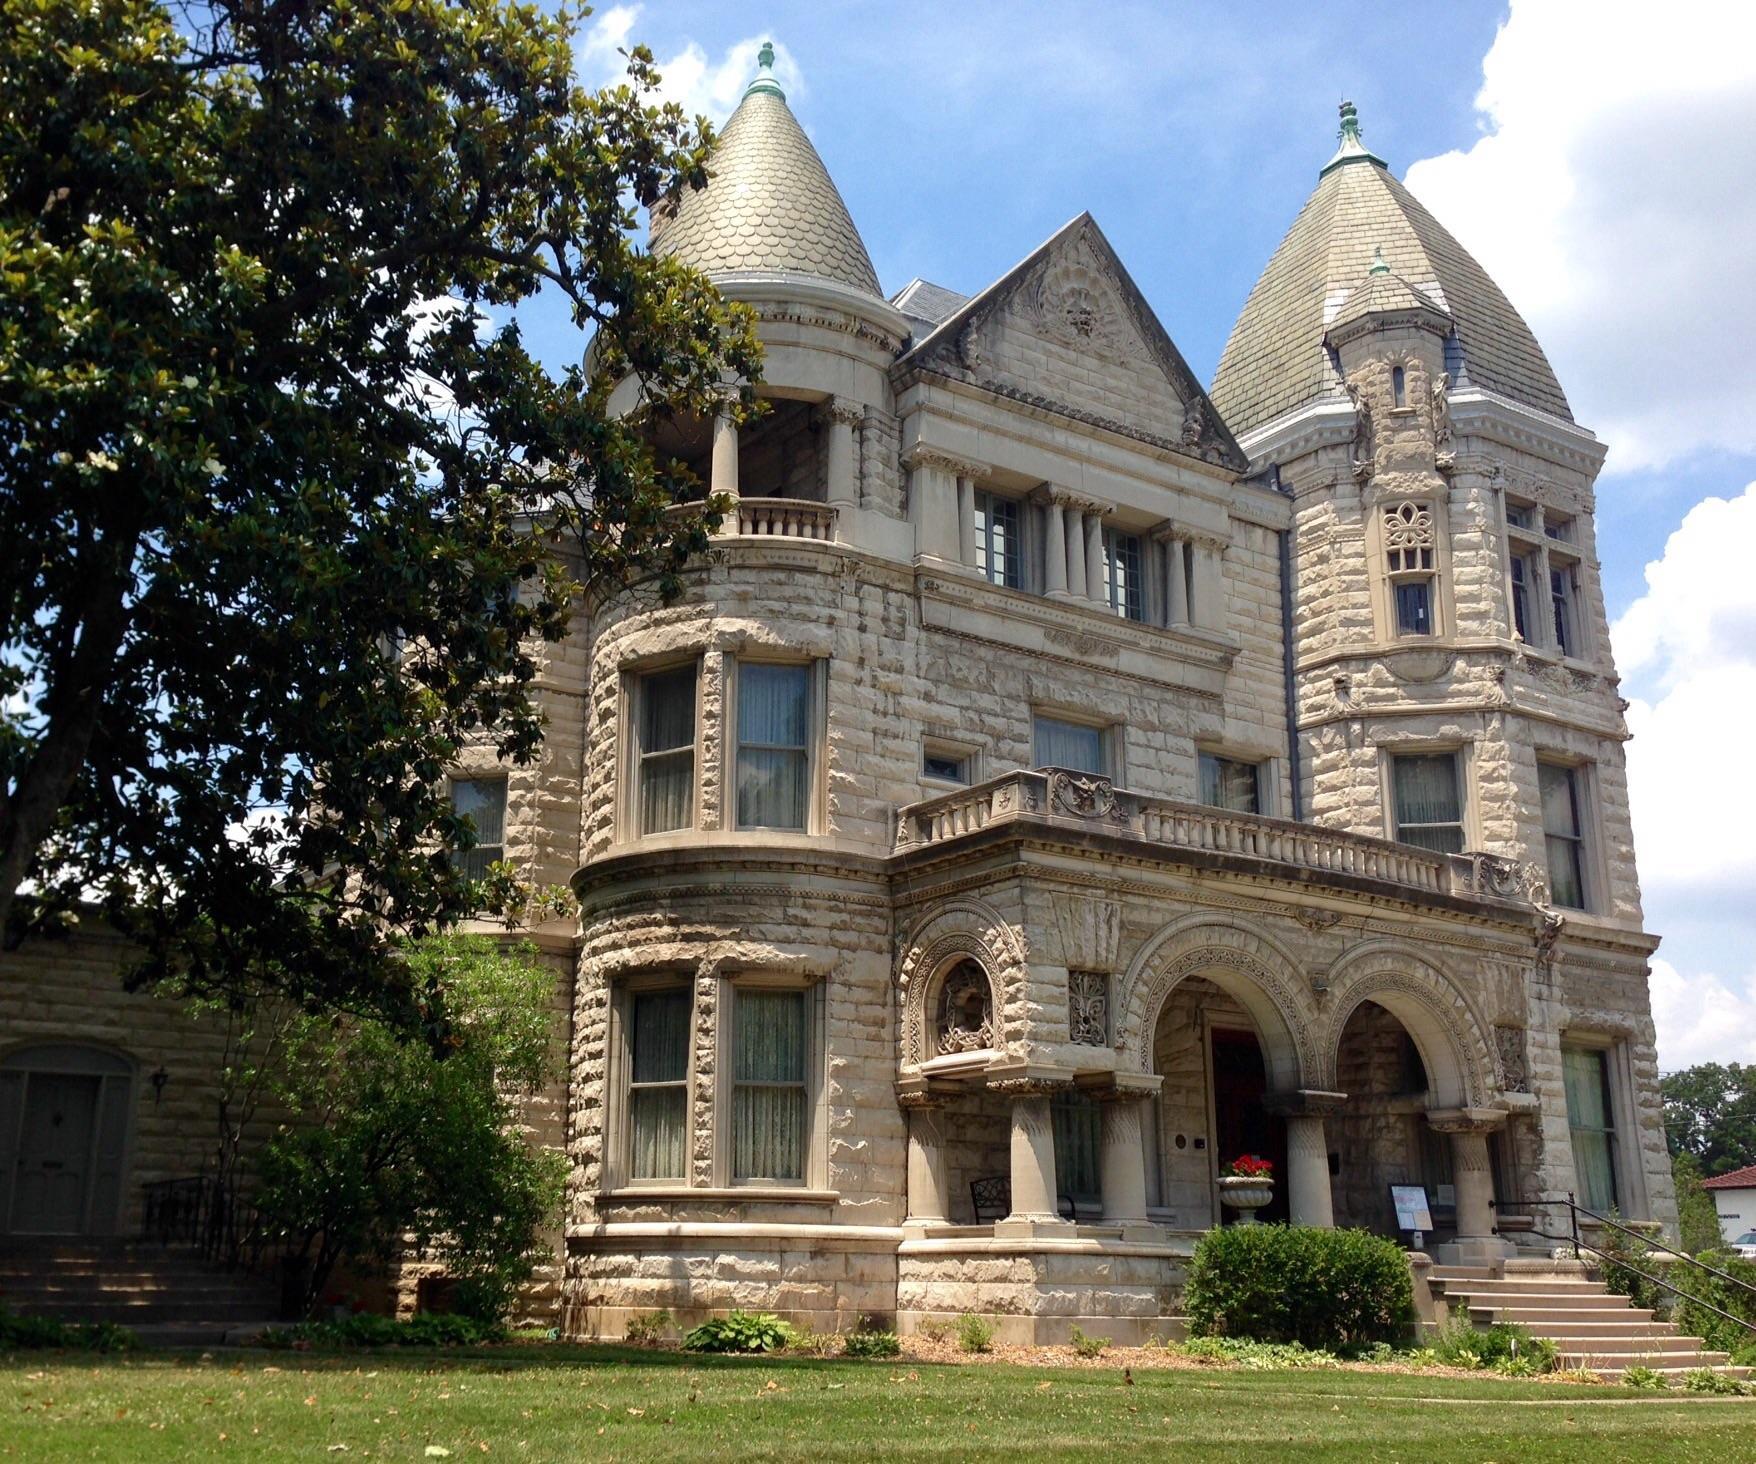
1211 102 1572 439
650 43 882 299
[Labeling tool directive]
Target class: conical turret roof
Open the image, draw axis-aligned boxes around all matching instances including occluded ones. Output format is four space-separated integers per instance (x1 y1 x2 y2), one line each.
1211 103 1571 440
651 44 882 298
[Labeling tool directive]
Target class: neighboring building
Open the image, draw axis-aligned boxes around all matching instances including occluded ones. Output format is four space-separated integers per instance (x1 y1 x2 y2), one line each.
1 50 1678 1344
1703 1165 1756 1246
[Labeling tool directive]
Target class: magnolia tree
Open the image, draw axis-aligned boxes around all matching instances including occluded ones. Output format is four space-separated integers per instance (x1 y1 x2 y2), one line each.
0 0 760 1030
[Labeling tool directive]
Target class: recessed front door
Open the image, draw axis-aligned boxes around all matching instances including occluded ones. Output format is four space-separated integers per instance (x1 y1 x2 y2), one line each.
10 1072 101 1234
1210 1027 1289 1224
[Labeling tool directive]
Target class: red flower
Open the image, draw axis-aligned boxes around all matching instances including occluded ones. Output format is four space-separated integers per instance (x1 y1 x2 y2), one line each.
1224 1154 1273 1179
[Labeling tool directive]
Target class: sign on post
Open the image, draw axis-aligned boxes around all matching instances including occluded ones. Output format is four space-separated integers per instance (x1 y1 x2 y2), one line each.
1390 1184 1434 1233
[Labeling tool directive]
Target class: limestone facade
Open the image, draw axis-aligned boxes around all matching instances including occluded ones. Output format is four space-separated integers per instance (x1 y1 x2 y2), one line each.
0 70 1675 1342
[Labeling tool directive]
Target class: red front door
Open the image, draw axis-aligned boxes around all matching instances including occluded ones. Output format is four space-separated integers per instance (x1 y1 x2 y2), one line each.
1211 1028 1289 1224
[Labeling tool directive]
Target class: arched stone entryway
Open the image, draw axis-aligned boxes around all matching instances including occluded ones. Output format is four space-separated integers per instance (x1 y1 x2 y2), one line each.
0 1043 136 1236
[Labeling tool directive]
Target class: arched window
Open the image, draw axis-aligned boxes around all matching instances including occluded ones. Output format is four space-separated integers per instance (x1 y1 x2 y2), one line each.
1383 501 1438 637
1391 365 1407 408
0 1044 134 1236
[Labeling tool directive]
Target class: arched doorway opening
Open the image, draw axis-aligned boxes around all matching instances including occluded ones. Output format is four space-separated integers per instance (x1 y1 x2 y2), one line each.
0 1044 135 1236
1330 1001 1444 1236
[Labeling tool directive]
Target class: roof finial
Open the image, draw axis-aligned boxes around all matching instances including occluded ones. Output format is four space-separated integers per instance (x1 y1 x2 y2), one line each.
1369 245 1389 276
1320 97 1386 177
745 40 785 100
1338 100 1362 145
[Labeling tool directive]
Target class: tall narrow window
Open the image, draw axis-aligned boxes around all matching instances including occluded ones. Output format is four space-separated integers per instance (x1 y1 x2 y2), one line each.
736 662 812 831
628 989 690 1180
1540 762 1588 910
1199 752 1261 814
1391 365 1407 407
1562 1045 1618 1213
1033 714 1106 776
974 490 1021 589
1384 502 1437 637
1391 753 1465 854
1550 565 1578 657
450 778 506 880
635 664 696 834
1509 553 1534 641
732 987 807 1183
1052 1093 1102 1207
1103 530 1145 622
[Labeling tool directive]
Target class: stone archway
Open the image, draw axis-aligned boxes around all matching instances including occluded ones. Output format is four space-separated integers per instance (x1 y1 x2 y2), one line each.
895 900 1028 1070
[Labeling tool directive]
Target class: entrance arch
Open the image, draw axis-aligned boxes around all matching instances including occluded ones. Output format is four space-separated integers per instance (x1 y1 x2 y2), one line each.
0 1044 135 1235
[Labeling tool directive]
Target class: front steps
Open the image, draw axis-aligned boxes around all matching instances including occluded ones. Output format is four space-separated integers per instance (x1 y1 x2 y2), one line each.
1430 1262 1753 1380
0 1238 283 1346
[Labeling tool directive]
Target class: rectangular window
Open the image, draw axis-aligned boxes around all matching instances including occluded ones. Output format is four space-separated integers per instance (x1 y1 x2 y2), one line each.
635 664 697 835
1052 1093 1102 1207
736 662 813 831
1033 714 1106 776
1562 1045 1619 1212
1510 553 1534 641
732 987 807 1183
1544 513 1575 544
1394 580 1434 636
1391 753 1465 854
1540 762 1588 910
922 746 972 784
1199 753 1261 814
450 778 506 881
1550 565 1578 657
628 989 690 1180
1505 503 1535 531
1103 530 1145 622
974 491 1021 589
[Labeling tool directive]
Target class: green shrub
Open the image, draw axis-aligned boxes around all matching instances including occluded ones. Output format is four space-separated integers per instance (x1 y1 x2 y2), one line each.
1621 1365 1669 1390
1180 1336 1340 1369
1598 1227 1756 1357
1432 1321 1556 1373
842 1329 902 1359
1183 1224 1414 1352
258 1312 504 1348
1068 1325 1109 1358
623 1309 671 1346
955 1313 995 1354
681 1312 792 1354
916 1320 950 1344
0 1307 134 1353
1682 1367 1749 1395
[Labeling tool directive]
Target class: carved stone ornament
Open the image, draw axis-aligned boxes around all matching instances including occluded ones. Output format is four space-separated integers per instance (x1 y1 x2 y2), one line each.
1346 378 1376 482
1048 770 1128 824
1494 1025 1531 1094
1431 369 1456 466
1069 971 1109 1046
1180 394 1211 450
936 959 996 1055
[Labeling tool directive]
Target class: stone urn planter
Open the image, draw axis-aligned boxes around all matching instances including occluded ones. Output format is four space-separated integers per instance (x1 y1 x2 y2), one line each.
1217 1174 1275 1225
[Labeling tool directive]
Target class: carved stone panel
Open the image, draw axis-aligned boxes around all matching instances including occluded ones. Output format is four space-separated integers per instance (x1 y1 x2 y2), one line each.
1069 971 1109 1047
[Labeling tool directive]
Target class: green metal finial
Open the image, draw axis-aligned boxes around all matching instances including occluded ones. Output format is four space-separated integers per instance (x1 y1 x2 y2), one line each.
1320 97 1386 176
1369 245 1389 276
1338 99 1361 144
745 40 785 100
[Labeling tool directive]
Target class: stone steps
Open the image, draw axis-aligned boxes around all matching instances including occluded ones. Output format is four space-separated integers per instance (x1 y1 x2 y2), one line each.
0 1240 283 1333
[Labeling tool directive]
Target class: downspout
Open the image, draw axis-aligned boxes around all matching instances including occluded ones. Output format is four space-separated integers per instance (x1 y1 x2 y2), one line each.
1273 464 1303 822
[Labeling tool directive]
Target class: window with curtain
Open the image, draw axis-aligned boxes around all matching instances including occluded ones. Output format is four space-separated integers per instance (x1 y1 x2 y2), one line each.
732 987 808 1183
1562 1045 1618 1213
1391 753 1465 854
736 662 813 831
628 988 690 1180
1103 530 1145 622
974 491 1021 589
1550 564 1578 656
636 664 697 835
450 778 506 881
1033 714 1106 776
1540 762 1588 910
1199 753 1261 814
1052 1093 1102 1206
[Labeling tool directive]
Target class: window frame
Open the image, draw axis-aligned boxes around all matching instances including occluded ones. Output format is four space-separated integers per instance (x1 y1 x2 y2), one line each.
715 973 827 1191
730 657 825 834
1379 499 1443 640
921 736 980 788
1560 1041 1621 1215
606 974 696 1192
1538 759 1590 911
1385 748 1470 854
1198 750 1265 815
1032 711 1114 779
626 660 700 839
449 775 508 881
973 489 1023 590
622 983 694 1185
1102 527 1147 622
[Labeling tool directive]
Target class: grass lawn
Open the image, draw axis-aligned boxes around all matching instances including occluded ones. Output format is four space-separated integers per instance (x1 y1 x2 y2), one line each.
5 1344 1754 1462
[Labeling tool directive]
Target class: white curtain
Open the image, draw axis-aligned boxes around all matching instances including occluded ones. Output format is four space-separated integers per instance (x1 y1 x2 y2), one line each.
736 664 810 830
1200 754 1259 814
1392 755 1463 853
1540 763 1585 909
639 666 696 834
1562 1046 1618 1212
733 988 806 1182
629 990 690 1180
1035 716 1105 776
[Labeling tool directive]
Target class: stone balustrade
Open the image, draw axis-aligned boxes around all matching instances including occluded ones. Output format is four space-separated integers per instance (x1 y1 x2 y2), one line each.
892 767 1543 909
733 496 839 541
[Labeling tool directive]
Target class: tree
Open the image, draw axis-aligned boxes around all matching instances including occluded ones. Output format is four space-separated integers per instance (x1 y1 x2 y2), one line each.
0 0 759 1029
256 934 567 1320
1662 1063 1756 1176
1672 1151 1725 1256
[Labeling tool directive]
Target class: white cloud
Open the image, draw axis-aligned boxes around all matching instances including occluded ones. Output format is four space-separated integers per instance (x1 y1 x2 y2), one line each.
575 6 803 123
1650 958 1756 1069
1403 0 1756 473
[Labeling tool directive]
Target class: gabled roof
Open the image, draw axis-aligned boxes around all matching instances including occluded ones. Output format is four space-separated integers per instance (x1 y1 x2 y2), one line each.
891 278 969 332
650 45 882 299
1211 103 1572 439
1702 1163 1756 1191
900 212 1247 471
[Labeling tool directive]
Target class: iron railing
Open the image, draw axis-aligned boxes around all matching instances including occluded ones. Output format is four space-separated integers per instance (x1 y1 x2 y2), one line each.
1495 1193 1756 1338
140 1174 287 1275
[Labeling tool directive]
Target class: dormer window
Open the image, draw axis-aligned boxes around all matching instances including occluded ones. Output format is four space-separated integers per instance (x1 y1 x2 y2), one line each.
1392 365 1407 408
1383 501 1438 637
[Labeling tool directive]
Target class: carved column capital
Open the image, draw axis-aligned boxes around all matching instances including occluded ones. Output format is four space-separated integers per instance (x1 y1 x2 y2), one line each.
1424 1106 1508 1136
903 445 985 479
819 397 866 430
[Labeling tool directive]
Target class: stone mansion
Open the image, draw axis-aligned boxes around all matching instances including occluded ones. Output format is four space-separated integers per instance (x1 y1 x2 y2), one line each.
0 51 1675 1342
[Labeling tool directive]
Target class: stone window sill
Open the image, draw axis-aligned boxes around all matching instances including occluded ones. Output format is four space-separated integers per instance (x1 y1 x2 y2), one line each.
599 1186 840 1205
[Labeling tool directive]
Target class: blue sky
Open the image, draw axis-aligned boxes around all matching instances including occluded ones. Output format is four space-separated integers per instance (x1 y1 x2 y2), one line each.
556 1 1756 1069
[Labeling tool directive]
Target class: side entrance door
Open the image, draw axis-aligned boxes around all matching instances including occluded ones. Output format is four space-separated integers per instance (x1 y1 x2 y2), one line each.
10 1072 101 1233
1 1045 134 1235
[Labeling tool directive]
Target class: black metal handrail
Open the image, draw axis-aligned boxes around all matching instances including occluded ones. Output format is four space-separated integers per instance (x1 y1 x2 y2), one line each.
140 1174 288 1275
1494 1193 1756 1337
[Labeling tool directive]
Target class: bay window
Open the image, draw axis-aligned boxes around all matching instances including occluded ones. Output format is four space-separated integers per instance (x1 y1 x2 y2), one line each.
627 988 691 1180
634 664 697 834
735 661 815 831
732 986 808 1183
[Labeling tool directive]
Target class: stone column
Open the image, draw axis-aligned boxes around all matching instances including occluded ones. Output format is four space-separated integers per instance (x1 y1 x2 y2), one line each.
955 474 977 568
902 1098 949 1226
999 1086 1065 1227
1155 527 1189 627
822 400 860 542
1084 508 1106 608
1189 540 1223 630
710 409 740 534
1043 491 1070 598
906 449 964 566
1098 1093 1151 1228
1265 1090 1344 1228
1066 506 1089 600
1427 1109 1512 1263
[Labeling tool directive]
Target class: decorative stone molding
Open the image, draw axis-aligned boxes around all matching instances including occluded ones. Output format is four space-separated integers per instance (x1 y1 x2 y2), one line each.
1068 971 1109 1047
985 1075 1074 1098
901 445 987 479
818 398 866 429
1262 1088 1349 1118
1424 1107 1509 1137
1452 852 1548 905
1050 893 1122 972
1047 770 1128 824
895 900 1030 1067
1493 1024 1531 1094
936 960 996 1054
